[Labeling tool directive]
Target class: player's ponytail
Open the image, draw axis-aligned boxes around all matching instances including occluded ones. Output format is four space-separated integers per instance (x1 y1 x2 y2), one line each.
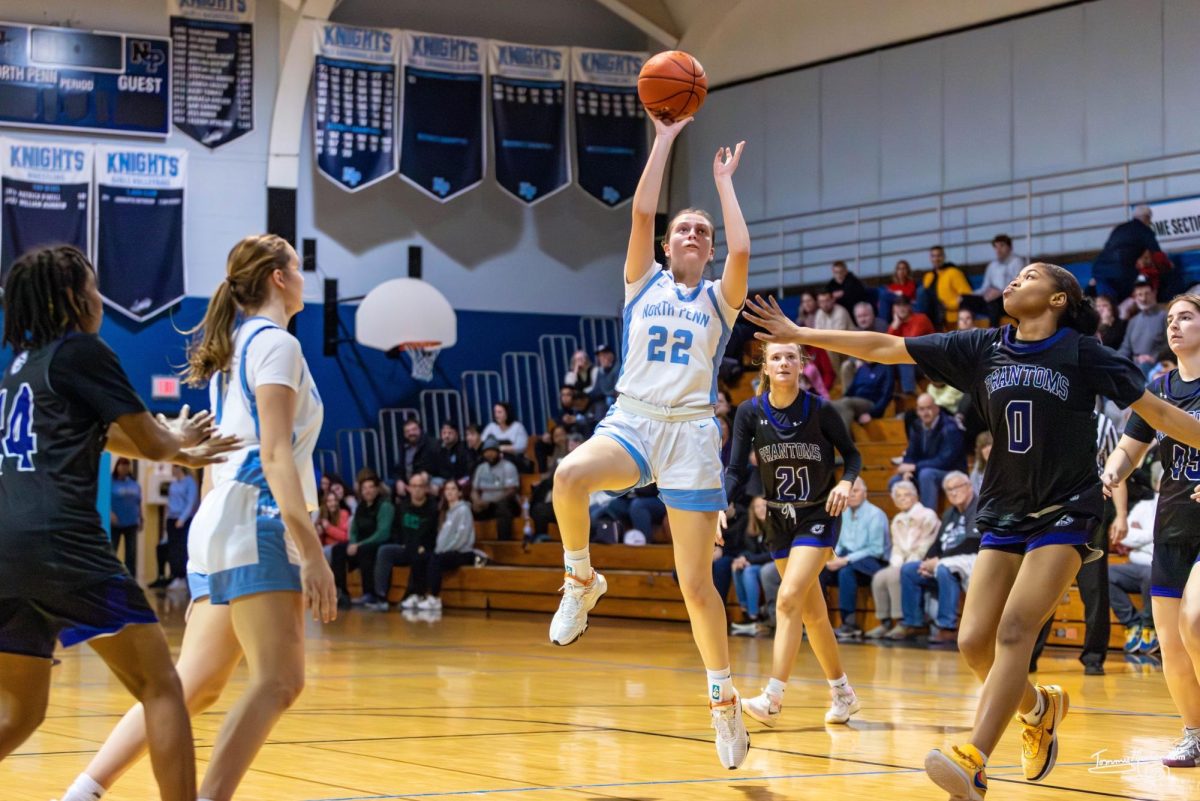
1043 262 1099 337
183 234 294 387
2 245 95 352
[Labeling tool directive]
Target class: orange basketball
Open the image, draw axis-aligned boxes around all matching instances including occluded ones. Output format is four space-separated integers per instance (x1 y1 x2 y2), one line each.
637 51 707 121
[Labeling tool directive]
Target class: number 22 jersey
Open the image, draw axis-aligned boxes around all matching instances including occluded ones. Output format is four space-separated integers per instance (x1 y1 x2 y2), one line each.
905 326 1144 533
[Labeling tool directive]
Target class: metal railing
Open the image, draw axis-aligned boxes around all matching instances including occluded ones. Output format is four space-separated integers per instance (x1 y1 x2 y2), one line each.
579 316 621 358
314 448 340 479
336 428 382 483
714 150 1200 293
377 407 418 477
538 333 577 414
460 370 503 429
419 389 465 437
501 351 550 434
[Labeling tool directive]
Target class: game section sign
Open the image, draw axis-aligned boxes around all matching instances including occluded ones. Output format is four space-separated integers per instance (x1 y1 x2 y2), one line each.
0 137 92 273
0 22 170 137
312 23 398 192
169 0 254 148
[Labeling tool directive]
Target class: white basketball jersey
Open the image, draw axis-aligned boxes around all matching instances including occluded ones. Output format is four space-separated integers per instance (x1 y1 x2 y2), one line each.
616 266 740 409
205 318 324 517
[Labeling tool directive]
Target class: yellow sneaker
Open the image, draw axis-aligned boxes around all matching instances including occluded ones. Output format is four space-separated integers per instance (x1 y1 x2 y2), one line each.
1020 684 1069 782
925 743 987 800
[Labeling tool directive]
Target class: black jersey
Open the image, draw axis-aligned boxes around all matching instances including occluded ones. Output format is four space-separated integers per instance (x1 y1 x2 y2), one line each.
0 334 147 596
1125 370 1200 544
724 392 862 510
906 326 1144 533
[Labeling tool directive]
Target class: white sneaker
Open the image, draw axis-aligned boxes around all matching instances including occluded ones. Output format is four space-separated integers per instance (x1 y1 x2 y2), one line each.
743 691 782 728
399 594 421 610
825 688 860 724
417 595 442 611
167 577 187 591
710 693 750 769
549 571 607 646
1163 730 1200 767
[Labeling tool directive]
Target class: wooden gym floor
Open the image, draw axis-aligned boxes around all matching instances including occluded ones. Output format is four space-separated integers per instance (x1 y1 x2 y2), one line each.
3 602 1196 801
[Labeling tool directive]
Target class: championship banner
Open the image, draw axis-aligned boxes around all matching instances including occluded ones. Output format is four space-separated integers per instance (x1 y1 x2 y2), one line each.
0 138 92 274
313 23 398 192
488 41 569 205
169 0 254 149
96 146 187 321
400 31 485 202
571 48 648 208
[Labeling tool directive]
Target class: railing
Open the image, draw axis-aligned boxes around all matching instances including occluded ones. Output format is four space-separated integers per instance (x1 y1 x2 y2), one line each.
538 333 577 414
419 389 465 437
579 315 621 358
460 370 503 429
377 407 418 477
501 351 550 435
336 428 382 483
715 150 1200 293
314 448 340 479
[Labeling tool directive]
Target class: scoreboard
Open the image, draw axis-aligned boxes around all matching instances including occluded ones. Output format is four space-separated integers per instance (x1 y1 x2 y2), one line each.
0 22 170 137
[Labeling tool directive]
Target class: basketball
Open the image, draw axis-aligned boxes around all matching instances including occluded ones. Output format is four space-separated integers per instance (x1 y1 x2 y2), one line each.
637 50 707 121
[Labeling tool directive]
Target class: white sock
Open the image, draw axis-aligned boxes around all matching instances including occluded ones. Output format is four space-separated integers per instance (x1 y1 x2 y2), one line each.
765 677 787 700
564 547 592 581
63 773 105 801
1019 687 1047 725
828 674 850 693
707 667 734 703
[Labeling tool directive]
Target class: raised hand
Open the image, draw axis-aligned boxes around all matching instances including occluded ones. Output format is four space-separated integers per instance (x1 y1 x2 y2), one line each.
713 141 745 181
158 405 216 448
178 433 242 468
743 295 807 344
650 114 692 141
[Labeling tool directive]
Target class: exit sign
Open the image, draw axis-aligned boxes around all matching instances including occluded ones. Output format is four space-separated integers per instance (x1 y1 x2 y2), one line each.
151 374 181 400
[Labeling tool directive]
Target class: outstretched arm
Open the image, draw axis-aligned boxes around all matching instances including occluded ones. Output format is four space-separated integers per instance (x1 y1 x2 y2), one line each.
1128 392 1200 455
626 115 692 285
714 142 749 309
743 295 915 365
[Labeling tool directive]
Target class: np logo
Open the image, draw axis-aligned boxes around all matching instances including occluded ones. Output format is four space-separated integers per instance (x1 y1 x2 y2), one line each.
1056 516 1075 527
340 166 362 187
517 181 538 201
9 352 27 375
129 40 166 73
710 684 720 701
432 176 451 197
602 185 620 205
811 524 825 534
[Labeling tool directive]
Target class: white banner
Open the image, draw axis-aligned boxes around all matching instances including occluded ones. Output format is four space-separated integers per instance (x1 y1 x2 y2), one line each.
1 138 92 184
1146 197 1200 243
1 138 94 270
168 0 254 24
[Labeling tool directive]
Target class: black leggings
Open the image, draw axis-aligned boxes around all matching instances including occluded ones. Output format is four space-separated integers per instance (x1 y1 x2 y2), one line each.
427 551 475 596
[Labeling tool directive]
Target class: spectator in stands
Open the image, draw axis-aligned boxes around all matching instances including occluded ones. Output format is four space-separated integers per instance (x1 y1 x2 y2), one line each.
715 389 733 422
891 471 979 643
463 424 484 480
854 301 887 334
919 246 972 327
814 288 854 334
968 432 992 493
1118 276 1167 376
529 433 585 541
369 472 439 611
821 477 888 639
162 465 198 590
878 259 918 322
796 291 818 328
391 418 449 494
730 497 773 634
109 457 141 577
824 260 870 314
415 479 476 612
316 490 350 561
800 349 829 399
807 346 836 396
588 344 620 415
979 234 1024 321
1148 347 1177 385
547 385 593 439
537 424 571 474
1091 205 1161 301
482 402 533 473
330 475 394 607
956 308 976 331
438 422 473 486
865 481 940 639
829 358 895 435
892 393 967 509
563 349 596 392
471 437 520 540
1095 294 1126 350
1110 490 1157 654
886 295 935 393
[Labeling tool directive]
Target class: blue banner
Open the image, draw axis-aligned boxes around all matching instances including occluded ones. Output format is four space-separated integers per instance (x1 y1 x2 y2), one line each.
96 146 187 322
169 0 254 149
0 22 170 137
488 41 569 205
313 23 397 192
400 31 485 202
0 137 92 274
571 48 648 208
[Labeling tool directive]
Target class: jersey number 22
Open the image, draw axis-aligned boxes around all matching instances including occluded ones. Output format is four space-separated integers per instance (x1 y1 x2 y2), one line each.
646 326 693 365
0 383 38 472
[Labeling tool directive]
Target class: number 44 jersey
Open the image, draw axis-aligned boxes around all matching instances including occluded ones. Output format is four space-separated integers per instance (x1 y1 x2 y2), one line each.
0 334 147 596
905 326 1145 534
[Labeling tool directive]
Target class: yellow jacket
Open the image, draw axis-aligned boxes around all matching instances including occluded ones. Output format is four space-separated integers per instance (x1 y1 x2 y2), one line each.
923 267 973 324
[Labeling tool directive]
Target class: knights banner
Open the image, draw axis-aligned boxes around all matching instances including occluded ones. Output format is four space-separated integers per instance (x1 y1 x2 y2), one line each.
169 0 255 149
571 48 648 207
313 23 398 192
1 138 92 274
95 146 187 321
400 31 485 202
488 40 569 205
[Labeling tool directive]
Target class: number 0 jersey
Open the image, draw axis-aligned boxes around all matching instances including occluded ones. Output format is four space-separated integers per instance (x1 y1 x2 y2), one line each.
906 326 1144 534
616 265 741 410
1125 370 1200 545
0 335 147 596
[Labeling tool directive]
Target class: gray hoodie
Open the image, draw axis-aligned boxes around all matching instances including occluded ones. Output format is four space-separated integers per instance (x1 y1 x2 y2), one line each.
436 500 475 554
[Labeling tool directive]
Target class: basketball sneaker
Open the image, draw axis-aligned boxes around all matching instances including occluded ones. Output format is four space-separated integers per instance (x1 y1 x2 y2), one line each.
925 744 987 800
743 690 782 728
363 600 389 612
1140 626 1160 655
417 595 442 611
399 594 422 610
710 693 750 769
549 571 606 646
825 687 860 724
1123 624 1142 653
1163 729 1200 767
1020 684 1068 782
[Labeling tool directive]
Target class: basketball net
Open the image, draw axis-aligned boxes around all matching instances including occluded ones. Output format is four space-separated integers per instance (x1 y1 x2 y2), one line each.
400 341 441 382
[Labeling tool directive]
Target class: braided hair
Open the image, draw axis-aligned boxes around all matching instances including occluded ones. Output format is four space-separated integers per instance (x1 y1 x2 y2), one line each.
2 245 95 352
1040 262 1100 336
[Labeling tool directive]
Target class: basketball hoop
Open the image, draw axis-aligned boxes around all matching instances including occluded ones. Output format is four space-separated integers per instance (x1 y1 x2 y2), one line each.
399 340 441 382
